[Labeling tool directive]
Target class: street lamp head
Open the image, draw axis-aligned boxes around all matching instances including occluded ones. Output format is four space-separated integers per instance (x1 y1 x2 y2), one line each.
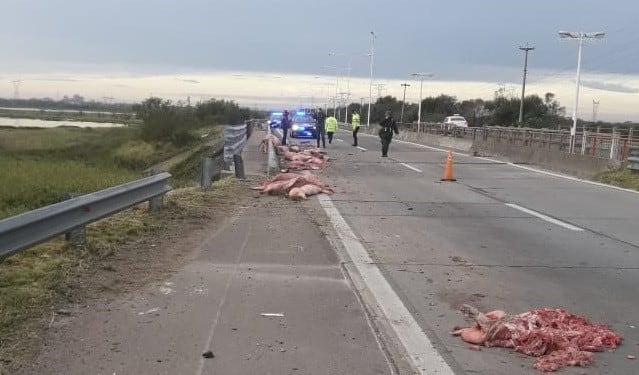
558 31 577 38
410 72 434 78
558 31 605 40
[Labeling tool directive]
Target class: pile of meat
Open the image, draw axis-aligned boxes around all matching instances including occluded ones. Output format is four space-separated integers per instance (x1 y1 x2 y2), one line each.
451 304 623 372
276 145 329 171
252 172 333 200
258 134 329 171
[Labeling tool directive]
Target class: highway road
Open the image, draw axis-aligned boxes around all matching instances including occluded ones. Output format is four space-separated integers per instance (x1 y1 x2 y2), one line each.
313 128 639 374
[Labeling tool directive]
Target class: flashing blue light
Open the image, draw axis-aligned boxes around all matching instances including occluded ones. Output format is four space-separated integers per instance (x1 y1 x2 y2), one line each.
296 111 305 116
271 112 283 116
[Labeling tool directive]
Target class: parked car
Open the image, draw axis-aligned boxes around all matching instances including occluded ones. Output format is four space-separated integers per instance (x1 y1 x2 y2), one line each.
290 112 317 138
443 115 468 130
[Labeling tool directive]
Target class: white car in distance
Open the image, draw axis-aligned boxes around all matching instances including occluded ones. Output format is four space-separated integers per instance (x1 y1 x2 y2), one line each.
443 115 468 130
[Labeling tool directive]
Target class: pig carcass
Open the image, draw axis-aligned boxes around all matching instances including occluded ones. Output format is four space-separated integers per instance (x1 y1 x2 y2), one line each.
288 184 332 200
258 134 281 153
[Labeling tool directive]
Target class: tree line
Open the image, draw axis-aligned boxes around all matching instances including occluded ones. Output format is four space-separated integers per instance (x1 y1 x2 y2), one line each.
132 97 261 146
338 92 637 130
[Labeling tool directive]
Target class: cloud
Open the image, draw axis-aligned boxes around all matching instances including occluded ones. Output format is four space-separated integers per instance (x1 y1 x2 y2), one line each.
581 81 639 94
31 77 80 82
181 79 200 84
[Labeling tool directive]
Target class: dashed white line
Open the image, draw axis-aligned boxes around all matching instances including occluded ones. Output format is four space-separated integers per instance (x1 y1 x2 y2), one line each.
400 163 422 173
318 195 454 375
357 146 367 151
381 134 639 196
505 203 584 231
336 138 344 142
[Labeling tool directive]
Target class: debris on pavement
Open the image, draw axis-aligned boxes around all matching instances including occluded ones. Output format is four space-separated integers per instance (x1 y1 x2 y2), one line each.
275 144 330 172
252 172 333 200
202 350 215 359
451 304 623 372
260 313 285 317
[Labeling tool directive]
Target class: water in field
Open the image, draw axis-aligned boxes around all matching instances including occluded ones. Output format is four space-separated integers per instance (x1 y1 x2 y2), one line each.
0 117 124 128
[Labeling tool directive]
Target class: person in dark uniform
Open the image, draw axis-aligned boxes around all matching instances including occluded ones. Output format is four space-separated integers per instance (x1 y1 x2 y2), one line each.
378 110 399 157
313 107 326 148
281 109 291 145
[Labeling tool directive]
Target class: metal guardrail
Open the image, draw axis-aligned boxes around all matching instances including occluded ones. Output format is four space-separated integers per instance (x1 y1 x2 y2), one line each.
0 172 172 258
224 124 247 164
392 122 639 162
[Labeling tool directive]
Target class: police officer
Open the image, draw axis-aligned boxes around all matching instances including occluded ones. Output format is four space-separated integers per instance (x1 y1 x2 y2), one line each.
325 112 338 144
281 109 291 146
379 110 399 157
351 110 361 146
313 107 327 148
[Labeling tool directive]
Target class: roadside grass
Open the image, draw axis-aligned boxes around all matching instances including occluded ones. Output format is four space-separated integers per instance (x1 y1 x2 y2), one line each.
0 176 249 372
0 120 230 372
595 167 639 191
0 126 219 219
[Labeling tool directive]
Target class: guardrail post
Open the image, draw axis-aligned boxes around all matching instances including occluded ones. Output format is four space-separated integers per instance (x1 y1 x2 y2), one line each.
201 157 214 191
201 155 223 191
149 194 164 212
234 154 245 179
146 169 164 211
62 193 86 247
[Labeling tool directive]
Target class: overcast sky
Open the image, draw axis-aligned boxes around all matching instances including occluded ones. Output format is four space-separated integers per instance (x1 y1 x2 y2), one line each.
1 0 638 120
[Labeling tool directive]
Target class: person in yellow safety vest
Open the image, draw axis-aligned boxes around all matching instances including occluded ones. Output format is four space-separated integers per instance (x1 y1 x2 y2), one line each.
325 113 338 144
351 110 361 146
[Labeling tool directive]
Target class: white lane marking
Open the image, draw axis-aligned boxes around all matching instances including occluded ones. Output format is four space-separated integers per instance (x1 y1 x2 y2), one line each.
505 203 584 231
336 138 344 142
484 157 639 195
400 162 422 173
384 135 639 196
357 146 367 151
318 195 454 375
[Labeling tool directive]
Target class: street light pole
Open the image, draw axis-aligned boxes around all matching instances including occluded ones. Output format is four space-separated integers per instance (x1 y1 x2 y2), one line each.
518 44 534 126
367 31 376 128
400 83 410 123
410 73 433 133
558 30 605 153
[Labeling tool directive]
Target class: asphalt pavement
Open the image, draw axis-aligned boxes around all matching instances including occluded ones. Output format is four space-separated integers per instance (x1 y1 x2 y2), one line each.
24 128 639 374
316 128 639 374
23 131 396 375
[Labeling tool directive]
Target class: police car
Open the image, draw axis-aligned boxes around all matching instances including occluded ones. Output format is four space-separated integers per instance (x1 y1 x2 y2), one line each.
290 111 317 138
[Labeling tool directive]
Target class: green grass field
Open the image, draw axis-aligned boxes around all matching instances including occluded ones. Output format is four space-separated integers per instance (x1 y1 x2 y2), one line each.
0 123 228 372
0 126 219 219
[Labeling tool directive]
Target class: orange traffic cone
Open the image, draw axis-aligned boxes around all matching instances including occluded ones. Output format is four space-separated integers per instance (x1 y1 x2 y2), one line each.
441 150 456 181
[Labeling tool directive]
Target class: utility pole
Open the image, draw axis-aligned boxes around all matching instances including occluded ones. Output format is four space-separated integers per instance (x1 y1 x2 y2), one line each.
518 44 535 126
12 80 22 99
375 83 386 98
592 99 600 122
400 83 410 123
367 31 376 128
